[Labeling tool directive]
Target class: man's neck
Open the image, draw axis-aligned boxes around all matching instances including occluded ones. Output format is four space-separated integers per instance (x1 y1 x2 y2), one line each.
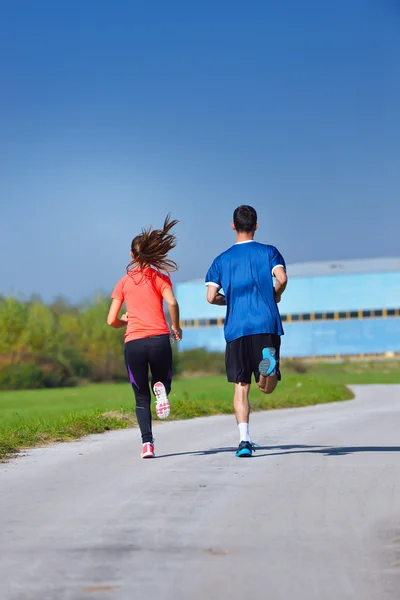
235 232 255 244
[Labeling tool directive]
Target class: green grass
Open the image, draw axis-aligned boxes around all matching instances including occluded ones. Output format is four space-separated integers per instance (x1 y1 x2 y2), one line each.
1 364 399 461
307 361 400 383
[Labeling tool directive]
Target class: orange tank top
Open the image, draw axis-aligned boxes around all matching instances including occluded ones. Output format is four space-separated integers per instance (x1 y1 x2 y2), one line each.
111 267 172 342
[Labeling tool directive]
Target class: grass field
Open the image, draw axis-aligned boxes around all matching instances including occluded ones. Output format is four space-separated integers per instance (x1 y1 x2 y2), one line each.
1 363 399 461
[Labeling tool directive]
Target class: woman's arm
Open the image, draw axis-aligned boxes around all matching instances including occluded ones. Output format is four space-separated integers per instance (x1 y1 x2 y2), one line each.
107 298 128 329
162 287 182 341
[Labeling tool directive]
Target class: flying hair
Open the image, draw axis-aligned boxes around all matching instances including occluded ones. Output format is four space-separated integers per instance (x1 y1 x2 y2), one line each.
126 214 179 274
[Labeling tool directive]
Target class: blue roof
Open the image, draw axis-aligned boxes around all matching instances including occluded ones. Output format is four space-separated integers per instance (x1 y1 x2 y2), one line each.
183 257 400 284
176 258 400 320
286 257 400 277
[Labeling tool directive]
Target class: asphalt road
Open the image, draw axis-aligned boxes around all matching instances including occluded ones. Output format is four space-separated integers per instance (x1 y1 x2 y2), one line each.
1 384 400 600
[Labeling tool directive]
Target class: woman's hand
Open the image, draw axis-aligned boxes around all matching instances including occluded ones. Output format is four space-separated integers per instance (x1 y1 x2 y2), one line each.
120 312 129 323
171 326 182 341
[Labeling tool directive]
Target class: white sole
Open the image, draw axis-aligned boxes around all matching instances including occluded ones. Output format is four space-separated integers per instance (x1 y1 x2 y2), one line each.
153 382 170 420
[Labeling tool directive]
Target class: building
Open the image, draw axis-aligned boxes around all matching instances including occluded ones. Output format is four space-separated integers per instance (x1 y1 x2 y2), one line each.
176 257 400 359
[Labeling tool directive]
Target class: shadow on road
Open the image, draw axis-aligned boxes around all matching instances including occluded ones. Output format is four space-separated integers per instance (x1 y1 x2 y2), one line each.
156 445 400 459
253 445 400 458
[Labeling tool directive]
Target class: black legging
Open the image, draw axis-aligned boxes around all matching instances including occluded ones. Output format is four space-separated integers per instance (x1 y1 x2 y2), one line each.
124 334 172 443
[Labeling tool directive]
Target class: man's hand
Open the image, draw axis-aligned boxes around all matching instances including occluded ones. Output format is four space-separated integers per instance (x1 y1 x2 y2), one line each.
213 293 227 306
274 291 281 303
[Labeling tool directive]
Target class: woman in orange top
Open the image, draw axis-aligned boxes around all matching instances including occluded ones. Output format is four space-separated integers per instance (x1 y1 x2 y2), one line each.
107 215 182 458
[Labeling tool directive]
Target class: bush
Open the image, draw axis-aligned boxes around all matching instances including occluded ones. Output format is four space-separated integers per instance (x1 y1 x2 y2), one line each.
0 364 45 390
0 360 84 391
174 348 225 376
282 358 309 374
0 295 231 389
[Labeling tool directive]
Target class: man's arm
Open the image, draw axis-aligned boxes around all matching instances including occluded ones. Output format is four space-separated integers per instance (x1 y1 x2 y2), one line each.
206 285 227 306
272 266 288 303
205 257 225 305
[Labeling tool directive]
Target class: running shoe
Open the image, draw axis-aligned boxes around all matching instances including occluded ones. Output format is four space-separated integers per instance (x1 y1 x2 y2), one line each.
153 381 170 419
235 441 254 458
141 441 155 458
258 347 277 377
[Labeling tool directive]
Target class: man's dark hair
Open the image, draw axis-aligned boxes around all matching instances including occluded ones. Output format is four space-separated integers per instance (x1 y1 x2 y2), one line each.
233 205 257 233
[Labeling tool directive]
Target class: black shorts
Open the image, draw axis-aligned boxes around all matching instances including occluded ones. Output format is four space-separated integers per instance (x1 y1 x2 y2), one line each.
225 333 281 384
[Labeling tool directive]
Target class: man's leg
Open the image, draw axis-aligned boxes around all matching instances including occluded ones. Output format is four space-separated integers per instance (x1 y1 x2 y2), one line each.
234 382 251 442
234 382 254 456
226 337 255 456
258 372 278 394
254 334 281 395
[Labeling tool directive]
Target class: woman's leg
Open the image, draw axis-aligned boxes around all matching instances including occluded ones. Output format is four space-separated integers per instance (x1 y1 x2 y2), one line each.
147 335 173 394
124 340 153 443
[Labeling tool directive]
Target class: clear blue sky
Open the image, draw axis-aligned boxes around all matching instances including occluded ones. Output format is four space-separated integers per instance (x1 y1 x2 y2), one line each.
0 0 399 303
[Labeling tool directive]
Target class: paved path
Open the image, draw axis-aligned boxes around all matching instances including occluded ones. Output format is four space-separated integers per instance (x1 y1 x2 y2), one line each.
1 385 400 600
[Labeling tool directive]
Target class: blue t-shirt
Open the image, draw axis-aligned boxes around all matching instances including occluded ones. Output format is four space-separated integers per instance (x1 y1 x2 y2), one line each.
205 241 286 343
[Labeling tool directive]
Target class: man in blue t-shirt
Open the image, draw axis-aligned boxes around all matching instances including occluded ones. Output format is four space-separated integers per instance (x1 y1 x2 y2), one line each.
205 205 288 457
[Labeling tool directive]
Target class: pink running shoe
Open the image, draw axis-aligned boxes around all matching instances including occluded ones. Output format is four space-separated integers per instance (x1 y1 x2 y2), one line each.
141 441 155 458
153 381 170 420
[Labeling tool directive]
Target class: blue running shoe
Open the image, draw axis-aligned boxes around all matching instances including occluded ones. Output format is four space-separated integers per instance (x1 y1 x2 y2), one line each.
235 441 254 458
258 347 277 377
